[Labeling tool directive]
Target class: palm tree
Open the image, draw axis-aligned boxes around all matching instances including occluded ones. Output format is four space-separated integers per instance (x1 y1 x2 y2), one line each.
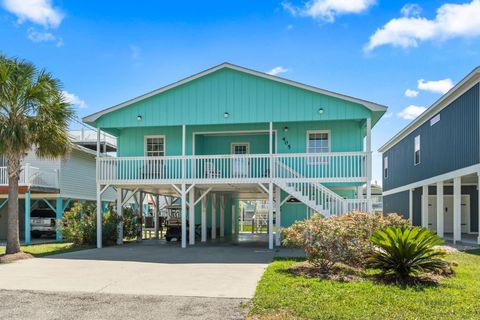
0 55 74 254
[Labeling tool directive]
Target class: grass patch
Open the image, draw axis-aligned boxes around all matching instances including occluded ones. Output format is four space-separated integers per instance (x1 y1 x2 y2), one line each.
0 242 89 259
249 251 480 320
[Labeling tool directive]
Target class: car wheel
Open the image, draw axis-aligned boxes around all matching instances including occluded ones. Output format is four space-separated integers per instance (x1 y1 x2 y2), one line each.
31 231 41 238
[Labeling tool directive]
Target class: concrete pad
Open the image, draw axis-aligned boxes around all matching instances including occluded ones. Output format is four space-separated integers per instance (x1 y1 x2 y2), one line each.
0 241 273 298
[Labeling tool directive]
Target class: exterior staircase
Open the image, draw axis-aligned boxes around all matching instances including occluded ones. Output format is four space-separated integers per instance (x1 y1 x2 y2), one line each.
274 160 348 217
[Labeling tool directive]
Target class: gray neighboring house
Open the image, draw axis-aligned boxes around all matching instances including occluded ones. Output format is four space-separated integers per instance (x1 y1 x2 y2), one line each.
379 67 480 245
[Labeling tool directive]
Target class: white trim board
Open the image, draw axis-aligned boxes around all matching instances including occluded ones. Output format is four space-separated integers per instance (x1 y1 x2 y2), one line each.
379 67 480 153
83 62 387 123
383 163 480 196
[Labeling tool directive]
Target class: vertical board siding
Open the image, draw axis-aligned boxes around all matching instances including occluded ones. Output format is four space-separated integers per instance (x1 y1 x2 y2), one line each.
383 191 409 219
383 83 480 191
96 68 372 129
117 120 364 157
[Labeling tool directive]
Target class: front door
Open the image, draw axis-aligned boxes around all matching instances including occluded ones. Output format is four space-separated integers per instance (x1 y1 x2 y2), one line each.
231 143 250 177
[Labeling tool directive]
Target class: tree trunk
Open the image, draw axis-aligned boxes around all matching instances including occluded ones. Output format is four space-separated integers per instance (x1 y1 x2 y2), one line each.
6 154 21 254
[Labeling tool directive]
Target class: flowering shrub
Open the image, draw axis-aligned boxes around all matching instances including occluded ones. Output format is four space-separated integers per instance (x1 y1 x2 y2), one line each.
281 212 410 271
59 202 123 246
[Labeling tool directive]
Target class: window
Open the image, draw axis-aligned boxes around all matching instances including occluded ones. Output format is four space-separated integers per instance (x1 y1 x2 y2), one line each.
414 135 421 165
145 136 165 157
383 156 388 179
307 131 330 154
430 114 440 126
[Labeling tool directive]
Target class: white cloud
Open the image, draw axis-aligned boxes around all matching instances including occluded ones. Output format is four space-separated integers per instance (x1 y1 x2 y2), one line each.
400 3 422 17
62 91 87 109
365 0 480 51
397 105 427 120
383 112 393 118
404 89 419 98
2 0 64 28
27 28 62 46
267 66 289 76
417 78 454 94
283 0 376 22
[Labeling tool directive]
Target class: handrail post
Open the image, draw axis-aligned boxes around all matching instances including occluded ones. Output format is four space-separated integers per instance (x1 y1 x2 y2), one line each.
25 163 30 186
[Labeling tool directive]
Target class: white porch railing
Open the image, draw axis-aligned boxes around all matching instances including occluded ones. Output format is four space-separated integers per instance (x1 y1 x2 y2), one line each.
0 165 59 189
97 152 367 184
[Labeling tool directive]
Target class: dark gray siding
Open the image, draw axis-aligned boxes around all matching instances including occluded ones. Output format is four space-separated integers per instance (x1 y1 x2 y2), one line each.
410 186 478 232
383 83 480 191
383 191 409 219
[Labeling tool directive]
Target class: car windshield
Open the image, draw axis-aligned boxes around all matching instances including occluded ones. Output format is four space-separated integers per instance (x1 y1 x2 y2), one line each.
31 210 55 218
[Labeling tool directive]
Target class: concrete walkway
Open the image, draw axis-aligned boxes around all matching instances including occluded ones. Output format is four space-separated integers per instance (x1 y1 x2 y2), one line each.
0 241 274 298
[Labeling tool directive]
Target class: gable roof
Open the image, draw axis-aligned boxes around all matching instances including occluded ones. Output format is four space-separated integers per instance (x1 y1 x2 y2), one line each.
83 62 387 124
379 66 480 153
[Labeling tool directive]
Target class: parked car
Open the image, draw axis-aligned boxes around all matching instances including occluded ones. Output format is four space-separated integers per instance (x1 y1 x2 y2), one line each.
30 208 56 238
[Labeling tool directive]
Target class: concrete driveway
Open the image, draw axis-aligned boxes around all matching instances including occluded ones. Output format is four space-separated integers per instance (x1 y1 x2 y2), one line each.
0 240 274 299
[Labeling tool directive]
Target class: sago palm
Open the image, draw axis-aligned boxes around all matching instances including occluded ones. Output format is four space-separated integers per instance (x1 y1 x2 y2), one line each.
367 226 448 282
0 55 74 254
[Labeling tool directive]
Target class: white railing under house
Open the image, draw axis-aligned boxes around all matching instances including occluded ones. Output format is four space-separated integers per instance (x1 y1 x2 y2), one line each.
0 165 59 189
96 152 367 184
345 199 370 213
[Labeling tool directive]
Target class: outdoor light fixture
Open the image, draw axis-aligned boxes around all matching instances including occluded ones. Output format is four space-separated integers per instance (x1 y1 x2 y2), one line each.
224 112 230 118
318 107 325 114
283 126 289 132
137 115 142 121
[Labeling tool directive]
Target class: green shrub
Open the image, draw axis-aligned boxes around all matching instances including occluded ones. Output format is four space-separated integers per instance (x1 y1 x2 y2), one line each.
59 202 123 246
367 226 449 283
281 211 410 271
122 206 139 240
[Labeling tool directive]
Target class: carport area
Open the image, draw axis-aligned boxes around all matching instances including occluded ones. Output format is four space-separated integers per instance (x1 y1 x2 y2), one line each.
0 240 274 299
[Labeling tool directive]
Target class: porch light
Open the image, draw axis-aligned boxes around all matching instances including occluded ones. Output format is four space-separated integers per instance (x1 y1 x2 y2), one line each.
224 112 230 118
137 115 142 121
318 108 325 114
283 126 289 132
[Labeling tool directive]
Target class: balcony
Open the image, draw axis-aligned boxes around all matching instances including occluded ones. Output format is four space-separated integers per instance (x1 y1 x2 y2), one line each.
96 152 368 185
0 165 59 190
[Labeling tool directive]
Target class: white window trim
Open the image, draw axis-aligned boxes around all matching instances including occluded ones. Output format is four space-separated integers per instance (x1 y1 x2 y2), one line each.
306 130 331 153
384 156 388 179
230 142 250 154
144 135 166 157
414 135 421 166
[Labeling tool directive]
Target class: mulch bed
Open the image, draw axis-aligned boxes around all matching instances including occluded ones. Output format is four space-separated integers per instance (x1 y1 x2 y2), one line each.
0 252 34 263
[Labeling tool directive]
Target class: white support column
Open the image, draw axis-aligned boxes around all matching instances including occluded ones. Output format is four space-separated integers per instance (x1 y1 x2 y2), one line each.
189 187 195 245
211 193 217 240
220 195 225 237
116 188 124 245
477 173 480 245
139 191 144 241
201 195 207 242
96 128 101 157
96 184 102 248
231 204 236 235
275 186 281 246
421 185 429 229
453 177 461 244
181 184 187 248
154 194 159 239
366 118 372 212
408 189 413 224
436 181 444 238
268 182 274 250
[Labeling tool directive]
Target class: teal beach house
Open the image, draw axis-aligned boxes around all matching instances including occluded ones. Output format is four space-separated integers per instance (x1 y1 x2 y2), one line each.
83 63 387 249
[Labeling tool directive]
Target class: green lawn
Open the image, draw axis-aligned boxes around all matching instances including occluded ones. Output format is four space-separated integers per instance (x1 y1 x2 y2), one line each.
0 242 88 258
249 250 480 320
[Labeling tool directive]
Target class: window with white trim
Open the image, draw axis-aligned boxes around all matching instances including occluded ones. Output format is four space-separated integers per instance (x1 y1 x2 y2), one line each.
307 132 330 154
145 137 165 157
384 156 388 179
414 135 421 165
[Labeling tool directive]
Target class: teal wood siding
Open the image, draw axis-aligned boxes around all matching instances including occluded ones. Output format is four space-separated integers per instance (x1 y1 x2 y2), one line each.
95 68 373 129
117 120 363 157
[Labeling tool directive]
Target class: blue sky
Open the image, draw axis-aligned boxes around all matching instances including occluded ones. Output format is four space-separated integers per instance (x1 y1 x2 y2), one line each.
1 0 480 183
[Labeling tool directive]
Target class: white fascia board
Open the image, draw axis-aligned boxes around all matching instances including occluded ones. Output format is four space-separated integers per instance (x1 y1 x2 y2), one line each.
83 62 387 124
